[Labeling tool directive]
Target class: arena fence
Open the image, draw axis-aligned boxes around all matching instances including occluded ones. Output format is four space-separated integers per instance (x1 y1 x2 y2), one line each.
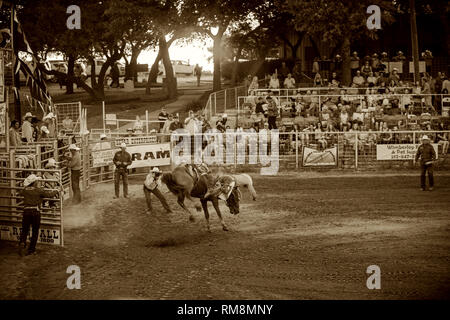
54 102 82 135
86 130 450 175
0 166 65 246
237 93 450 119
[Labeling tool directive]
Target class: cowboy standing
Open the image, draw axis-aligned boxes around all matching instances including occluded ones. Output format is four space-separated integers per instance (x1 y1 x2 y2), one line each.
415 135 436 191
21 112 34 143
43 158 60 209
66 144 82 204
143 167 172 214
19 174 58 255
113 142 132 198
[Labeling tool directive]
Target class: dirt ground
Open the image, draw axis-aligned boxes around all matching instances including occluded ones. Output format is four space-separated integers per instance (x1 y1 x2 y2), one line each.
1 173 449 300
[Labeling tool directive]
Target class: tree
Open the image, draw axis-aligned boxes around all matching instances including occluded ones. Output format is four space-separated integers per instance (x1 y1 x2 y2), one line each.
19 0 128 100
288 0 396 85
186 0 265 91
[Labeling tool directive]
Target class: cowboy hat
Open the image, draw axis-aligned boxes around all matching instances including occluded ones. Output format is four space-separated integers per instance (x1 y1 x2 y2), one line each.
68 144 80 151
120 142 127 148
222 113 228 118
421 135 430 141
24 112 33 119
41 126 50 134
151 167 161 173
45 158 57 168
43 112 55 120
100 133 107 140
24 174 41 187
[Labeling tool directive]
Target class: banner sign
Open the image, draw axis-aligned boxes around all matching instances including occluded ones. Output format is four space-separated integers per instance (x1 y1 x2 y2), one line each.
376 144 438 160
0 224 61 245
115 135 157 146
127 143 171 169
91 148 117 168
105 114 117 126
409 61 426 73
303 146 338 167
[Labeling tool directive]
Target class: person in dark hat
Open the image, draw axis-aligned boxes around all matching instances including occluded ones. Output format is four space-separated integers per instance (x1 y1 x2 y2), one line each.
415 135 436 191
19 174 59 255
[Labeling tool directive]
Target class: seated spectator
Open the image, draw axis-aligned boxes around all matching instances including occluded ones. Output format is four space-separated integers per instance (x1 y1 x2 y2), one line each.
329 72 340 88
361 60 372 78
284 73 296 89
388 68 400 86
366 72 377 86
268 73 280 89
254 97 266 115
371 53 380 71
435 122 449 155
313 73 323 87
133 115 144 134
352 71 365 87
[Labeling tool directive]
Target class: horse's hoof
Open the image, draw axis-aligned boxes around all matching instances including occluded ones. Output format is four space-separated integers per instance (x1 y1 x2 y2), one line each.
222 226 229 231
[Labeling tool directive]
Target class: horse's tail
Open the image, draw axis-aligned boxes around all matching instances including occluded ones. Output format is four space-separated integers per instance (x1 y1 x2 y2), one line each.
161 172 185 195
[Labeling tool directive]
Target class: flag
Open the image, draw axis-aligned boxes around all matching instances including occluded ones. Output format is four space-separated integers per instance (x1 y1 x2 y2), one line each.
12 10 52 105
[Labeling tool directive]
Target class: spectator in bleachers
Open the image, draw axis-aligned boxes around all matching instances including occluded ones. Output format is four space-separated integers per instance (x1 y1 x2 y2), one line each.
313 73 323 87
292 60 302 83
371 53 380 70
442 74 450 93
393 51 406 61
266 96 278 130
350 51 360 77
268 73 280 89
158 107 169 131
216 114 228 133
388 68 400 86
279 62 290 86
169 115 183 132
352 70 365 87
361 60 372 78
366 72 377 87
421 77 433 109
133 116 144 134
329 72 340 88
9 120 22 147
312 57 320 75
284 73 296 90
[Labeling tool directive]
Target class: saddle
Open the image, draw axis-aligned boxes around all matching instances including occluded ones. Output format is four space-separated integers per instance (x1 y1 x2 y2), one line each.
184 163 210 188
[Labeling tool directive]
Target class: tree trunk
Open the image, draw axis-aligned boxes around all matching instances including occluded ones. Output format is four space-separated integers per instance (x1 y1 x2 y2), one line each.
125 48 140 82
230 47 243 86
147 50 162 86
341 36 351 86
66 55 75 94
213 28 225 92
89 57 97 88
159 36 177 99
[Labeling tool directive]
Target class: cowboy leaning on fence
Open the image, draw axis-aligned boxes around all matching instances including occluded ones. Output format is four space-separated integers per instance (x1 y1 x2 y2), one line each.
19 174 59 256
42 158 60 209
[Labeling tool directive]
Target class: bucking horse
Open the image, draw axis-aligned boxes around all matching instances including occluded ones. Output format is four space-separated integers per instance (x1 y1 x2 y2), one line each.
161 164 241 232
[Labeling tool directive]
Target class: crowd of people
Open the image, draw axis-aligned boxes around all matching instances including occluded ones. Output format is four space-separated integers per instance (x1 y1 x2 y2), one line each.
8 112 79 147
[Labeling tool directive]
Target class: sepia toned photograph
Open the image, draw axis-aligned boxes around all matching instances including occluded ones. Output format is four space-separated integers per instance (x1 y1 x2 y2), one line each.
0 0 449 307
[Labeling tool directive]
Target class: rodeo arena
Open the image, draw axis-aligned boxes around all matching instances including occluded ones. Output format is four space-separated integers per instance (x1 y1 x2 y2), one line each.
0 1 449 306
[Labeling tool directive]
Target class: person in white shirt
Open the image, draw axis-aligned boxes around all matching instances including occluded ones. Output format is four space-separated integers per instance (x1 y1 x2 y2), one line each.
133 115 144 134
352 70 365 87
268 73 280 90
143 167 172 214
21 112 34 143
284 73 296 89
